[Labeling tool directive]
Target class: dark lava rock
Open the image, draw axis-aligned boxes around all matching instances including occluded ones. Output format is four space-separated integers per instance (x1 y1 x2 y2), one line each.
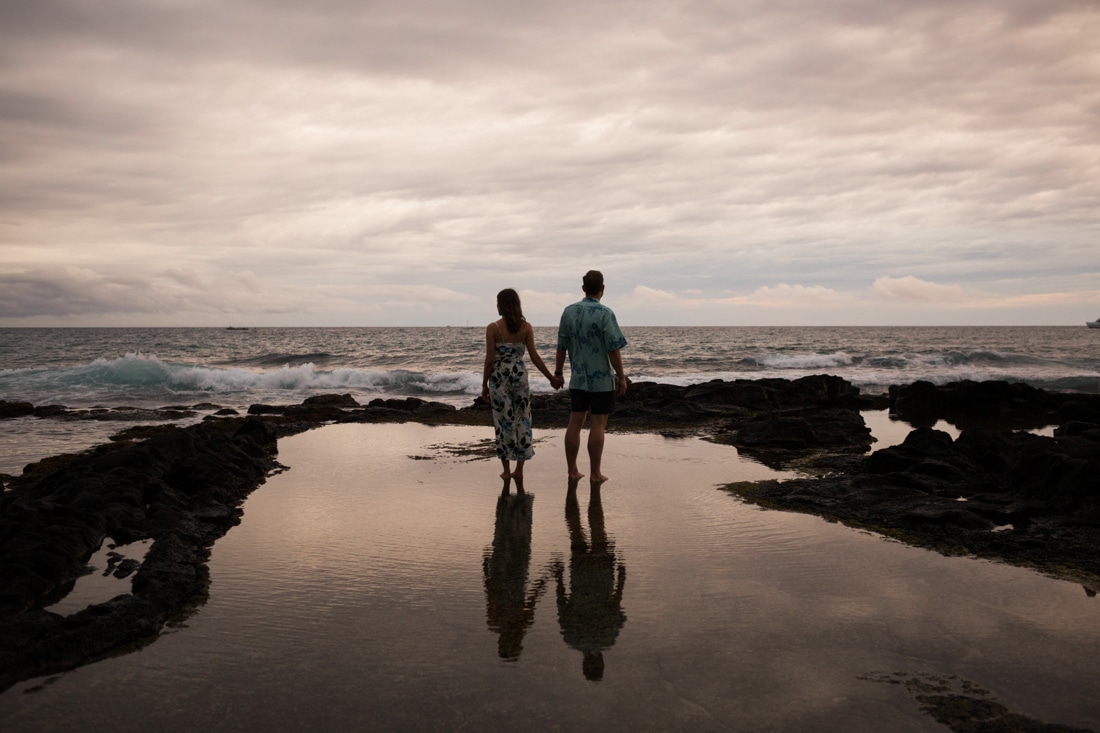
248 403 288 415
231 416 279 452
365 397 455 415
684 375 876 412
557 375 884 430
889 379 1100 431
368 397 430 412
415 401 457 416
0 401 34 419
302 393 360 407
109 424 182 443
112 558 141 578
730 423 1100 582
733 408 873 451
0 418 279 690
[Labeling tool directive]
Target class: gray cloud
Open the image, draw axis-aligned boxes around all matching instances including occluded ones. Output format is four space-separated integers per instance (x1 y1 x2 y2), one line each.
1 0 1098 326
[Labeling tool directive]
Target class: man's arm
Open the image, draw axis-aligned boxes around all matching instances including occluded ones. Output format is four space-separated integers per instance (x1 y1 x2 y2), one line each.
554 348 566 378
609 349 626 396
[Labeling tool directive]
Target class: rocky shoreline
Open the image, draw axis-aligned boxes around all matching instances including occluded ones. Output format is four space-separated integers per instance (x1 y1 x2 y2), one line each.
2 375 1099 691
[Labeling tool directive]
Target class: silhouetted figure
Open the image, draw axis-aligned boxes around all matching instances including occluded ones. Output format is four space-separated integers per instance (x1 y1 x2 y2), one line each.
553 479 627 681
554 270 628 483
480 288 564 480
483 476 546 660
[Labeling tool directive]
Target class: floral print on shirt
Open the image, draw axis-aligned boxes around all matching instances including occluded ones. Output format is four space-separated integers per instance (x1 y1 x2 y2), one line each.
556 298 628 392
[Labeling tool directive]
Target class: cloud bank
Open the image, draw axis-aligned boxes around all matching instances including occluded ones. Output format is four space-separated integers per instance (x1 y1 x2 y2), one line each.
1 0 1098 326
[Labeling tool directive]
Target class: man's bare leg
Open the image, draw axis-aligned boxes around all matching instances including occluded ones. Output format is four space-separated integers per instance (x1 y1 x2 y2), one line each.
565 410 588 479
499 458 511 479
588 413 610 483
512 459 525 480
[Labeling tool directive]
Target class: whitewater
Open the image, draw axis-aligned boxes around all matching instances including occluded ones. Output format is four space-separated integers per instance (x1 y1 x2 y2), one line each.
2 326 1098 410
1 325 1098 474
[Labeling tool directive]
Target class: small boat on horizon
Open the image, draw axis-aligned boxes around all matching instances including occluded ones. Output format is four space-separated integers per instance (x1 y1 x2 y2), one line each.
1088 317 1100 329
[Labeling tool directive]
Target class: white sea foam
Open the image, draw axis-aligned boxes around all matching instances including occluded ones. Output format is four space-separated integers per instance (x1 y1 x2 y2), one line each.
1 329 1098 413
2 326 1098 473
756 352 855 369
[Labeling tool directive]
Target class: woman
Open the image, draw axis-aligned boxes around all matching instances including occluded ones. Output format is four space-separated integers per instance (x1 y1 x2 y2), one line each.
481 289 563 479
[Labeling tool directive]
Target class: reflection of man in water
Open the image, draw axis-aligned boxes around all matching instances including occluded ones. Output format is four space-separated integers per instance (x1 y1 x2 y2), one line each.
553 479 626 681
483 478 546 660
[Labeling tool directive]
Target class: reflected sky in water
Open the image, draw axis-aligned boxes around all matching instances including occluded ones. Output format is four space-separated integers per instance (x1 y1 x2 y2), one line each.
2 423 1098 732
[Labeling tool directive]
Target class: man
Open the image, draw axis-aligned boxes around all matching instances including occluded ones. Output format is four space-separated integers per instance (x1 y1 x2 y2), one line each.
554 270 628 483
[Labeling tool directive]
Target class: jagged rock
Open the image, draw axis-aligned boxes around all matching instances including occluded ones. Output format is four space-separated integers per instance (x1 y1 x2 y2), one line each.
0 421 278 690
247 404 287 415
233 417 279 453
0 401 34 419
889 379 1100 431
302 393 360 407
730 423 1100 581
415 401 457 415
734 408 873 451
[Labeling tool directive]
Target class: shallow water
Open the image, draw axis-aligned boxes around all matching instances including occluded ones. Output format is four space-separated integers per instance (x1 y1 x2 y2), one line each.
2 424 1098 732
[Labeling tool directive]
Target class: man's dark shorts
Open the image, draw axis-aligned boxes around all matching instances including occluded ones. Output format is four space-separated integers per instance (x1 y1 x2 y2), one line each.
569 389 615 415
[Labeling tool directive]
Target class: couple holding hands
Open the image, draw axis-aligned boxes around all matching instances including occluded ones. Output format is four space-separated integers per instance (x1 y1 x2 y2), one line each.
480 271 628 484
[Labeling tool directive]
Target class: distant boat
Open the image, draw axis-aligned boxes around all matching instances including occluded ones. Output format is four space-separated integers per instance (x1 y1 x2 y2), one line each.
226 326 250 331
1088 318 1100 329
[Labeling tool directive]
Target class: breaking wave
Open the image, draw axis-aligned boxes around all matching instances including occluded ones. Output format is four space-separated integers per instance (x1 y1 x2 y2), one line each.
0 353 493 409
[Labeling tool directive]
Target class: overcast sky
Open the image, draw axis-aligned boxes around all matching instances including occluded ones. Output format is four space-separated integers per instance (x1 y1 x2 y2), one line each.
1 0 1098 327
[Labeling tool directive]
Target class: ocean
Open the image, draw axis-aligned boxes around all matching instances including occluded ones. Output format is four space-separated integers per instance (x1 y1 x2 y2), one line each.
1 325 1099 474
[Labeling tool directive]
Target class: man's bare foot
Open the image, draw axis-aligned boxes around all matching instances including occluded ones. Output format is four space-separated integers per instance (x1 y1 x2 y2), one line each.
500 470 511 479
590 473 609 484
568 469 585 480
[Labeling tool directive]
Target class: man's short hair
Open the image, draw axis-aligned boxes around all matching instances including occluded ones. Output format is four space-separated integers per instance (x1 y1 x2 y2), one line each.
582 270 604 296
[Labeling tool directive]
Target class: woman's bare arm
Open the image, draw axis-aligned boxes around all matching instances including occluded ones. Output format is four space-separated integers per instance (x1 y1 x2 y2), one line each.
481 323 496 401
525 323 563 388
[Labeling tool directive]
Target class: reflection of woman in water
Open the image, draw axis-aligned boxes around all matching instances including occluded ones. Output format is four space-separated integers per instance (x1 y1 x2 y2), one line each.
553 480 627 681
483 480 547 661
481 288 563 480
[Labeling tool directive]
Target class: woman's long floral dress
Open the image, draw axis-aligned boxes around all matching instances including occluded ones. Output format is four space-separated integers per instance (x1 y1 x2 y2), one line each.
488 340 535 461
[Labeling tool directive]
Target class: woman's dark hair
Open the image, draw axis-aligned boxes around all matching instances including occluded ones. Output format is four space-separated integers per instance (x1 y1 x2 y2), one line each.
497 288 525 334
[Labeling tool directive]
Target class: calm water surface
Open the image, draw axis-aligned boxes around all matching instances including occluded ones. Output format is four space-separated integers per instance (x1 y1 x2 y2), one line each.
2 424 1098 732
